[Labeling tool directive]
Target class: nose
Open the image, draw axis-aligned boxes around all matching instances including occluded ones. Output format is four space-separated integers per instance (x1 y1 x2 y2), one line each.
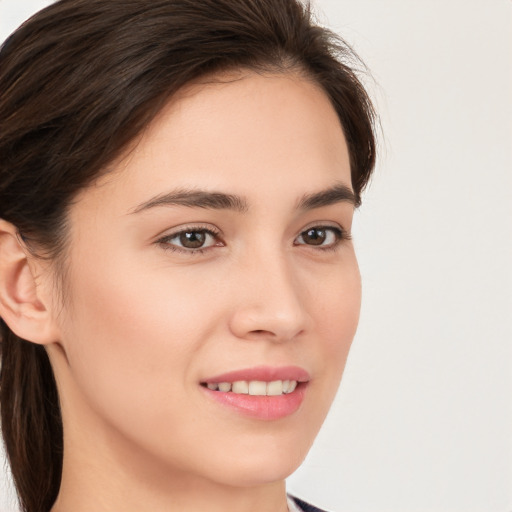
228 253 310 343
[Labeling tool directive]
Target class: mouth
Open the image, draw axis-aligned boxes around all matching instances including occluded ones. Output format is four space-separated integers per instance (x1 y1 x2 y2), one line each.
200 366 309 420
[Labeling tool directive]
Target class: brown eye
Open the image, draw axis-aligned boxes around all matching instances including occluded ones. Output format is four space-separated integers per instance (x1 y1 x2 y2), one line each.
160 228 220 252
295 226 342 247
302 228 327 245
179 231 206 248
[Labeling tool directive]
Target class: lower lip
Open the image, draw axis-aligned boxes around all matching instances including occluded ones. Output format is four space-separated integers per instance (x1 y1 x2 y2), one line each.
202 383 307 420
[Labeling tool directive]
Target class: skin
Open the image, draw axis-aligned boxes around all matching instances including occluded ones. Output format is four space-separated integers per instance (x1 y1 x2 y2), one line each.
0 70 361 512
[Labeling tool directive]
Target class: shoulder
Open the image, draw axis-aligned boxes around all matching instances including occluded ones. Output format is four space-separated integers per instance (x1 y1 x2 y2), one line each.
288 494 334 512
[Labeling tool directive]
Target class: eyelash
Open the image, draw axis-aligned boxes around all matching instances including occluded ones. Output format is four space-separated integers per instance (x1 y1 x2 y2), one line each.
156 224 351 255
294 225 351 253
156 224 222 255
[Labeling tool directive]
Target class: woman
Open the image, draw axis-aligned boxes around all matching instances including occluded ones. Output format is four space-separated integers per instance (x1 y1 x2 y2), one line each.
0 0 376 511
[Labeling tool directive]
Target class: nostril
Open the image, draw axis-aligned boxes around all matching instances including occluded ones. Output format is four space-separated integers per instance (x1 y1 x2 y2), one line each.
247 329 279 338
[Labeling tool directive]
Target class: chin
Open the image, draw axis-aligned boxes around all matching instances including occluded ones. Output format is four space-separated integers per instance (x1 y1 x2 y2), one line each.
214 459 304 488
203 434 313 487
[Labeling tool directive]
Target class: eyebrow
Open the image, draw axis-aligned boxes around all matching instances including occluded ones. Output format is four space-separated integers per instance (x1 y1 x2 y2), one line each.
130 188 249 214
129 183 356 215
296 183 357 210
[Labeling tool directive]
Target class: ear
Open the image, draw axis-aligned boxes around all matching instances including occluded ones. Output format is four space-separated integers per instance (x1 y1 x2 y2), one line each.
0 219 60 345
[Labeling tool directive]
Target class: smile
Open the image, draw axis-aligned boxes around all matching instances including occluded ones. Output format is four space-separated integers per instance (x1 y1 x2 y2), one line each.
200 366 309 420
203 379 298 396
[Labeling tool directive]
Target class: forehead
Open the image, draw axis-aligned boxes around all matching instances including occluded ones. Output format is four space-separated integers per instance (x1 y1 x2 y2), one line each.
77 71 351 214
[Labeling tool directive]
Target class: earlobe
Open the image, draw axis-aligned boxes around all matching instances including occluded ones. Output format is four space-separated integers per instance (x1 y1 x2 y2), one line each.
0 219 60 345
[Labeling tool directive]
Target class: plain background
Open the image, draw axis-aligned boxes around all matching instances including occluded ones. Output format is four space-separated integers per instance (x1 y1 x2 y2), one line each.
0 1 511 511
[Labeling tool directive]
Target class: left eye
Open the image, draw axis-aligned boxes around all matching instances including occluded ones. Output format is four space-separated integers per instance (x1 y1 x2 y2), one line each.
160 229 219 250
295 226 342 247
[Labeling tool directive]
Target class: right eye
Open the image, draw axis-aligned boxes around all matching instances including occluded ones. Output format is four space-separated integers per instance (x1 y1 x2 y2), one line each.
157 227 222 253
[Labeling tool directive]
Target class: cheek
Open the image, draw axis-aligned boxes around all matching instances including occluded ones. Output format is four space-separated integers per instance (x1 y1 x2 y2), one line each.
323 271 361 361
306 256 361 403
58 255 219 429
309 252 361 345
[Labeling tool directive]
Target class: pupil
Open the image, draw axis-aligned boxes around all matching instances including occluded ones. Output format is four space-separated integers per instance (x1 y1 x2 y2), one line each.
304 228 326 245
180 231 206 248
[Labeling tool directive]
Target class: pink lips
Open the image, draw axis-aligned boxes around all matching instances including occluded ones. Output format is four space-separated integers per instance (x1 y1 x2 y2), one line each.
201 365 310 421
203 365 310 384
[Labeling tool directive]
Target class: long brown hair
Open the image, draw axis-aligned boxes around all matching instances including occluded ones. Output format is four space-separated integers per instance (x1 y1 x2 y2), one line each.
0 1 376 510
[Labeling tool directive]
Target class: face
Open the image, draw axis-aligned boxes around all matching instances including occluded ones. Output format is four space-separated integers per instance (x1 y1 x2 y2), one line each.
48 71 361 488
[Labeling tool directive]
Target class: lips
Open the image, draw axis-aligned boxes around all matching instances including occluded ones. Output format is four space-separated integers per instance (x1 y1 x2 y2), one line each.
202 365 310 384
200 365 309 420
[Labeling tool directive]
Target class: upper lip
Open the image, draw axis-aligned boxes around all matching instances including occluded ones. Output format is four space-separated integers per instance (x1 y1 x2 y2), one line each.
202 365 310 384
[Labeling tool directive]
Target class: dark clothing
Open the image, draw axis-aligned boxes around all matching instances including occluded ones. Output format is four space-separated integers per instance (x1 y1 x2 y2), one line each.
289 495 332 512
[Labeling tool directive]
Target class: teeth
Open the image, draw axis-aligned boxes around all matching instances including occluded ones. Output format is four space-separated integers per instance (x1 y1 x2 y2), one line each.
266 380 283 396
232 381 249 394
248 380 267 395
205 380 299 396
218 382 231 392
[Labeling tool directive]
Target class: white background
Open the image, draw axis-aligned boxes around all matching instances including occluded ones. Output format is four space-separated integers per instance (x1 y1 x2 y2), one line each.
0 1 511 511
